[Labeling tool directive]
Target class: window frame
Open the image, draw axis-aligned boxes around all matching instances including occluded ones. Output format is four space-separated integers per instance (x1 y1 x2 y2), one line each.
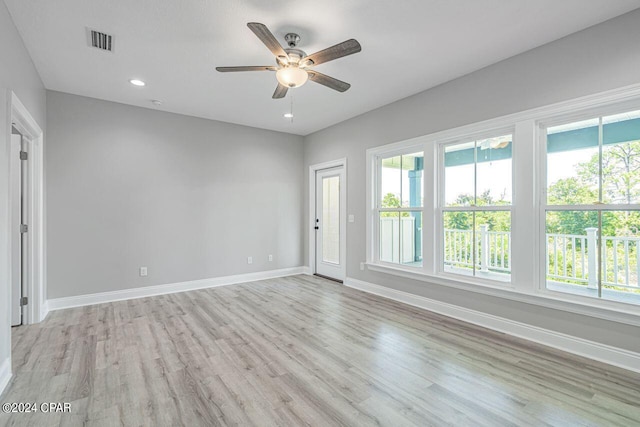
372 144 425 270
538 105 640 304
365 83 640 325
437 129 515 284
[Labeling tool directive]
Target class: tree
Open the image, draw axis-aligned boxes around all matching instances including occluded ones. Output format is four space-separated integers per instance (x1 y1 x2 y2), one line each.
443 190 510 232
380 193 409 217
577 140 640 205
546 177 598 236
381 193 401 208
548 140 640 236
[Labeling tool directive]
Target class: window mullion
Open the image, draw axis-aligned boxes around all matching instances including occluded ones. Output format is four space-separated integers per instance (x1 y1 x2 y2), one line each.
424 142 436 275
512 120 537 293
597 118 603 299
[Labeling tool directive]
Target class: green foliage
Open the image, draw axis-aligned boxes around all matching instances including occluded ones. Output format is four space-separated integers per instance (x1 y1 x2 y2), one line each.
443 190 510 232
548 140 640 237
382 193 400 208
578 140 640 205
547 177 597 205
380 193 409 217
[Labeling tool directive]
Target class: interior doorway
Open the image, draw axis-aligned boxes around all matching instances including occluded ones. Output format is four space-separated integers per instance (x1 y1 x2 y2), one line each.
10 128 26 326
8 91 45 325
310 159 346 282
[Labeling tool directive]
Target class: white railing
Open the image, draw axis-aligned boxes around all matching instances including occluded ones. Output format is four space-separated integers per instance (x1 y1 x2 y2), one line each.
547 228 640 290
444 225 510 273
546 231 591 286
444 226 640 289
600 235 640 289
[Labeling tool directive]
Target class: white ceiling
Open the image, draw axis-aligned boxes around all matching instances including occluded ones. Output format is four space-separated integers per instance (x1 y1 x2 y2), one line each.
5 0 640 135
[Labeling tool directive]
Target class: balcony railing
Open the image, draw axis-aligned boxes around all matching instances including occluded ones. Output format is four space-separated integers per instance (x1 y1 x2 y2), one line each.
444 226 510 273
444 226 640 290
545 228 640 291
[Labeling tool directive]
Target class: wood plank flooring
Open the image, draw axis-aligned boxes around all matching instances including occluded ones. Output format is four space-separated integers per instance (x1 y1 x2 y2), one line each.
1 274 639 426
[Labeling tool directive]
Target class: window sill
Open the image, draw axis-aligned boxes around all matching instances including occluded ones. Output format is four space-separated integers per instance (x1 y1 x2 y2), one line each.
365 263 640 327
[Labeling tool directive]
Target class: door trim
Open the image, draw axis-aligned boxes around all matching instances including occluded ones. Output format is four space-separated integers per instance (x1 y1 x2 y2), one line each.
308 158 347 281
8 91 45 324
9 133 22 326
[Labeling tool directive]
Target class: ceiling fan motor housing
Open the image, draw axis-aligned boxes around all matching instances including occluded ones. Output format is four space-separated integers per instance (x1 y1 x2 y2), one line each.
284 48 307 65
284 33 300 48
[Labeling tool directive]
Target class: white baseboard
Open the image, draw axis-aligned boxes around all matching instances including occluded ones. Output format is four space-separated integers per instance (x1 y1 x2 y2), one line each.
47 267 306 311
39 300 49 322
0 358 11 397
344 277 640 374
301 266 312 275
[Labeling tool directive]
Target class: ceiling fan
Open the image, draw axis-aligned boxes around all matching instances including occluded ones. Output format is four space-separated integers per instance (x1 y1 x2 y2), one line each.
216 22 361 99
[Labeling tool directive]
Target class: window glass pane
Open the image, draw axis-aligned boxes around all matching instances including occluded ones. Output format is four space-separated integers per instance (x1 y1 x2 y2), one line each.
601 210 640 304
546 209 640 305
401 212 422 267
476 135 512 206
401 152 424 208
379 212 399 263
443 211 474 276
380 211 422 267
380 155 401 208
601 110 640 205
547 118 599 205
444 142 475 207
545 210 598 296
475 211 511 281
322 175 340 264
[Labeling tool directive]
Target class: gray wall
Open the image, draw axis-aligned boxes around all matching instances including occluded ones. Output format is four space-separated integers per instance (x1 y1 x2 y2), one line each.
304 9 640 352
46 91 304 299
0 0 46 379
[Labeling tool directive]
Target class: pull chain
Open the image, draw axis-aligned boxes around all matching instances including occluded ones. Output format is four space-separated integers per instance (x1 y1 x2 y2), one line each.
289 93 294 123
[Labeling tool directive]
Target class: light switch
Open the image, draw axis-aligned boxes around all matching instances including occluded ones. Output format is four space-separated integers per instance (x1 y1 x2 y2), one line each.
348 214 355 223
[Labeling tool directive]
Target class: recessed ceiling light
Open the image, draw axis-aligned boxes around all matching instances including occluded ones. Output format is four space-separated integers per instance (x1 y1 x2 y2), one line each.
284 113 294 118
129 79 145 87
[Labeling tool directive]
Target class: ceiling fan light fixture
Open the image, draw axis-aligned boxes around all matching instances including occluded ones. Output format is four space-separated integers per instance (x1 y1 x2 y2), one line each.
216 23 361 99
276 66 308 88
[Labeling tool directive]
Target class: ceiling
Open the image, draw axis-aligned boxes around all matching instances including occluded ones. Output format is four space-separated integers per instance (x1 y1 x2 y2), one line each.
5 0 640 135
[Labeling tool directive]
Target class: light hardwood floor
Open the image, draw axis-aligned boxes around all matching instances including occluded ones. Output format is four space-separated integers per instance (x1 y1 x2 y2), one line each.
1 274 639 426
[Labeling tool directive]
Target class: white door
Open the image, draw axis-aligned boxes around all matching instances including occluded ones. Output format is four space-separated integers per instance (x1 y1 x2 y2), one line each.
10 133 23 326
315 167 345 281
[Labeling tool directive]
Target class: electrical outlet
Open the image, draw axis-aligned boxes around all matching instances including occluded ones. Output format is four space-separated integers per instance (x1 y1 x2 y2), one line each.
360 262 365 271
140 267 148 277
348 214 355 223
268 254 273 262
247 256 253 264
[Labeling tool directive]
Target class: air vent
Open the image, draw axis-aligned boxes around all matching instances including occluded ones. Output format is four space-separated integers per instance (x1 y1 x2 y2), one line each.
87 28 114 52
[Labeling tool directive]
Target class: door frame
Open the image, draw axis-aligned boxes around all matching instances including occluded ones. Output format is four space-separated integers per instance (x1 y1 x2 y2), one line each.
9 132 23 326
308 158 347 280
8 91 45 324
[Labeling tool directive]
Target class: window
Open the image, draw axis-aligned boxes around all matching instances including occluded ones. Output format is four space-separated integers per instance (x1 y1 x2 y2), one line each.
376 151 424 267
544 109 640 303
366 86 640 315
441 134 513 282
